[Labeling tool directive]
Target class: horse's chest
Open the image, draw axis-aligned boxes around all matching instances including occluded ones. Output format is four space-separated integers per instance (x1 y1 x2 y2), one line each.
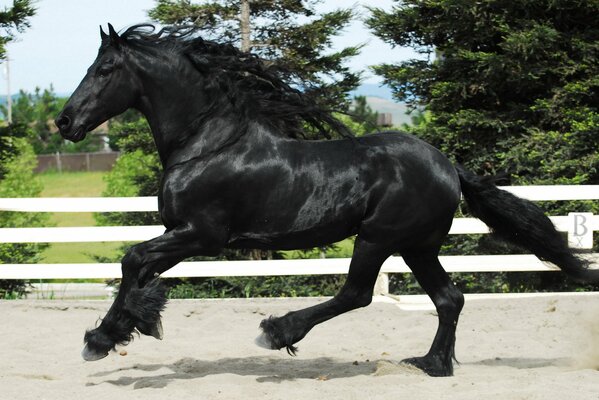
158 164 231 224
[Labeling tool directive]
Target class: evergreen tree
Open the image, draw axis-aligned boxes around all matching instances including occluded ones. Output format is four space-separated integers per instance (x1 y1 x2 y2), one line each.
0 0 36 172
0 125 48 298
0 1 47 299
367 0 599 179
0 0 35 60
149 0 361 111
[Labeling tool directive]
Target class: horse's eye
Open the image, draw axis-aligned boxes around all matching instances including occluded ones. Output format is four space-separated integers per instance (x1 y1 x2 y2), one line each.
97 65 114 77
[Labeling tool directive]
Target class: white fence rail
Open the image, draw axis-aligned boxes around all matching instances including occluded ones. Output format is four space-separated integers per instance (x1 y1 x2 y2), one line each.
0 216 595 243
1 186 598 295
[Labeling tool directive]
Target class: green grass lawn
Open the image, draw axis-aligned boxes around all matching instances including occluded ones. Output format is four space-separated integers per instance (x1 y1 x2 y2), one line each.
282 237 355 259
37 171 124 263
38 171 108 197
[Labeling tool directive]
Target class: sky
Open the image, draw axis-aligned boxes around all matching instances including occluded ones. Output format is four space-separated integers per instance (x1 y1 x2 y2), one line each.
0 0 419 96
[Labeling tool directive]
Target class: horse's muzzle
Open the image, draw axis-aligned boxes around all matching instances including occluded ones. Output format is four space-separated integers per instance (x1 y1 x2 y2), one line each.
55 112 87 142
55 113 72 134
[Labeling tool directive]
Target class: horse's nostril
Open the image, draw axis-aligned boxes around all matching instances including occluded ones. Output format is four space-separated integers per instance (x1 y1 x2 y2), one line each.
55 115 72 131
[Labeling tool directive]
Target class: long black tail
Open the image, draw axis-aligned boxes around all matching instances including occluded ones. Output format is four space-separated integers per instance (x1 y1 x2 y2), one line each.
456 166 598 282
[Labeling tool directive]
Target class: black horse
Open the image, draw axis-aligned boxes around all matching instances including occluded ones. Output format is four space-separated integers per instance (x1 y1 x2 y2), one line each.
55 24 597 377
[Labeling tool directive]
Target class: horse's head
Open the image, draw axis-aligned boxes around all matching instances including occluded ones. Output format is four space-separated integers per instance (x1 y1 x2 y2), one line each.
55 24 139 142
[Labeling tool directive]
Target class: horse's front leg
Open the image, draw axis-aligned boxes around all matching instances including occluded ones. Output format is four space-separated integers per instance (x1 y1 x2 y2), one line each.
82 223 223 361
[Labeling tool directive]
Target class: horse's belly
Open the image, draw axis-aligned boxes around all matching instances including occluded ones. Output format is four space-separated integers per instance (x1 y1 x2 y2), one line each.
228 219 359 250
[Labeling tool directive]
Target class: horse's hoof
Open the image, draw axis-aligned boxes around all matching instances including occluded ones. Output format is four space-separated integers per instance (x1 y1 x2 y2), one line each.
256 317 300 355
401 356 453 377
81 344 109 361
254 332 298 355
150 319 163 340
254 332 275 350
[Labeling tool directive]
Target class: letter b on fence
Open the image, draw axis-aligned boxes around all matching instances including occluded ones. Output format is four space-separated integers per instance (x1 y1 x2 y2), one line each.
568 212 593 249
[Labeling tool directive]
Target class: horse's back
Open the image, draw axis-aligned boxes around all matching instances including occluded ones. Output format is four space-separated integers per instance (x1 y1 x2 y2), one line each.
356 131 458 183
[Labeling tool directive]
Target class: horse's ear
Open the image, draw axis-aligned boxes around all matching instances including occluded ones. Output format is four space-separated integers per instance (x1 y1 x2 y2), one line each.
100 25 109 44
107 23 122 48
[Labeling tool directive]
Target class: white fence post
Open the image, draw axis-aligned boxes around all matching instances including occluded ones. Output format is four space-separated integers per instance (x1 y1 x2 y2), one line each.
55 152 62 173
373 272 389 296
568 212 594 249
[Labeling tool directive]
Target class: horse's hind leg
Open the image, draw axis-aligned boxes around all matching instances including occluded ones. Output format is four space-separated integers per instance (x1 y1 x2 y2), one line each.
256 237 389 354
401 251 464 377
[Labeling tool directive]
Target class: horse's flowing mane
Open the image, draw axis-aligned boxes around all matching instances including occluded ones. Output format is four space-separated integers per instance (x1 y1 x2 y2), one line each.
119 24 353 140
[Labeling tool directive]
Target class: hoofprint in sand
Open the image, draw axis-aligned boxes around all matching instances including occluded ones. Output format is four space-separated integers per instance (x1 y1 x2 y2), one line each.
0 294 597 400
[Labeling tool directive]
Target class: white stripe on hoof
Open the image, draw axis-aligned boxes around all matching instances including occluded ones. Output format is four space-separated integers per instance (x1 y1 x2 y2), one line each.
254 332 274 350
151 319 164 340
81 344 109 361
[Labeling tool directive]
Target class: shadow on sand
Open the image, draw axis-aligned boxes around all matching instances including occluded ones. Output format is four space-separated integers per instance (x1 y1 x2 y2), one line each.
87 356 573 389
88 356 378 389
467 357 570 369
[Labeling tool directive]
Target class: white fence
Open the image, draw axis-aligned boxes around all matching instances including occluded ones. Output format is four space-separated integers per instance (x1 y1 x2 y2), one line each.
1 185 599 295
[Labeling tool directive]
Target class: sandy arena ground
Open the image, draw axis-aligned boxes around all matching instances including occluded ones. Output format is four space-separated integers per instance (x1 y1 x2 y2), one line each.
1 293 598 400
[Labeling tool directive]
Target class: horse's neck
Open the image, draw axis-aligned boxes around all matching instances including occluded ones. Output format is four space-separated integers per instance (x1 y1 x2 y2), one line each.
134 61 286 166
136 78 212 166
140 94 284 167
163 117 288 168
